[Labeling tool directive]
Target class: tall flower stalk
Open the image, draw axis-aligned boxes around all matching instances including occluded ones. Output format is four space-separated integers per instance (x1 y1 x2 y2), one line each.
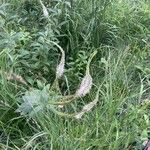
18 47 98 119
50 87 100 119
74 86 100 119
50 41 65 94
75 51 97 97
39 0 49 18
49 50 97 105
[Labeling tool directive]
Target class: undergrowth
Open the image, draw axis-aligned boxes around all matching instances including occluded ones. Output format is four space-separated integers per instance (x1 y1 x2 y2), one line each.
0 0 150 149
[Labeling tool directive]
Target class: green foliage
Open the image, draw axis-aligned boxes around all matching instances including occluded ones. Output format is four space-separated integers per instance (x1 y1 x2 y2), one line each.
0 0 150 149
16 85 51 117
16 49 97 118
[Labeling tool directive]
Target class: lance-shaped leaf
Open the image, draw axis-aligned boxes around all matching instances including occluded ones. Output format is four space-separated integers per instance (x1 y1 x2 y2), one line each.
75 51 97 97
74 87 100 119
39 0 49 18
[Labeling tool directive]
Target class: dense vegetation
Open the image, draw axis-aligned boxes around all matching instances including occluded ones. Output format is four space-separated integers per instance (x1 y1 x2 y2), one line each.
0 0 150 149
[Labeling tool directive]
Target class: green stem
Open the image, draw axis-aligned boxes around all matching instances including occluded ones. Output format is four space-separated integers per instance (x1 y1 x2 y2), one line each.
49 95 75 105
49 41 65 58
51 78 61 94
86 50 97 74
51 107 75 117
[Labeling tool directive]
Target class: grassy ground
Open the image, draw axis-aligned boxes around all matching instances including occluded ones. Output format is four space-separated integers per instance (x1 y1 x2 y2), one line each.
0 0 150 149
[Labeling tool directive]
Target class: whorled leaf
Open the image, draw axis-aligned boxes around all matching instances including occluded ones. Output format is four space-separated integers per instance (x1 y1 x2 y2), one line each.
16 85 51 117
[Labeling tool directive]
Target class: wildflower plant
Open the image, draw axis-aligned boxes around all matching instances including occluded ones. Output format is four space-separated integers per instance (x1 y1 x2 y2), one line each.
39 0 49 18
17 42 99 119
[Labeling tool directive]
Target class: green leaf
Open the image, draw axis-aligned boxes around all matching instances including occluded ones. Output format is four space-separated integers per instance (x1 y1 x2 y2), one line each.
16 86 50 117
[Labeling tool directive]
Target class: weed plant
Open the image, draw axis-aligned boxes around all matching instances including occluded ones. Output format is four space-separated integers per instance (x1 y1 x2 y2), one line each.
0 0 150 149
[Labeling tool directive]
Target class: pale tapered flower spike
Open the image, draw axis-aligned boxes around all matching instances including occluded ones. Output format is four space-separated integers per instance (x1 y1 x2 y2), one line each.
50 41 65 79
56 48 65 79
49 41 65 93
39 0 49 18
49 50 97 105
49 51 97 105
3 71 27 86
50 87 100 118
75 51 97 97
74 86 100 119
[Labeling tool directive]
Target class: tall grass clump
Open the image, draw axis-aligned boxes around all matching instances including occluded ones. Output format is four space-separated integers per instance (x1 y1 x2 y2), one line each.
0 0 150 149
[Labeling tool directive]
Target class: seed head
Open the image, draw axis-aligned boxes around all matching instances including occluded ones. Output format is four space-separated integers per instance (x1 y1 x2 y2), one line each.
39 0 49 18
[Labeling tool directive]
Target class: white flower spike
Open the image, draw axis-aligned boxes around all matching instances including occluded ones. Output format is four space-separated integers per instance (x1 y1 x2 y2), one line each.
75 86 100 119
56 49 65 79
75 51 97 97
50 41 65 79
39 0 49 18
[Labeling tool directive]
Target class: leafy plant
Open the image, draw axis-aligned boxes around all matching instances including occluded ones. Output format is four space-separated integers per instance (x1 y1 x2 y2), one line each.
17 42 99 119
1 0 150 149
